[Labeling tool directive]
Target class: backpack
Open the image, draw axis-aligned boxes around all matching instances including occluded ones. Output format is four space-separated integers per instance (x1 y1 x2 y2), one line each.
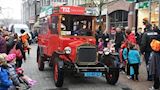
150 39 160 52
20 33 29 43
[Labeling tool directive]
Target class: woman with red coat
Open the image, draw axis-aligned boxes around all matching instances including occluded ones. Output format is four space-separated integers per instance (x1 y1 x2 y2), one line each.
119 27 137 75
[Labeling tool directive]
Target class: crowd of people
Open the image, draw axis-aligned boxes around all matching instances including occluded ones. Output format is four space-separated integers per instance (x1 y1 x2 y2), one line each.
95 19 160 90
0 27 37 90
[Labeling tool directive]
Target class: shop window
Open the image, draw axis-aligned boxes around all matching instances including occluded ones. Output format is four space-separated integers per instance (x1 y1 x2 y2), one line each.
39 18 48 34
109 10 128 28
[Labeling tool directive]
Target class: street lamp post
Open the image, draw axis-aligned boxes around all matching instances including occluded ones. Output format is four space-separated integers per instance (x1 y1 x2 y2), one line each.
148 0 151 23
35 0 37 22
135 0 139 36
158 0 160 27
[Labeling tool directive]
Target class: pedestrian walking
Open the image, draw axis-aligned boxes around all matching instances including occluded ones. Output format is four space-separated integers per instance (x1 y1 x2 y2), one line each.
123 43 141 80
140 22 158 81
9 33 26 68
19 29 30 53
148 31 160 90
115 27 125 52
119 27 137 75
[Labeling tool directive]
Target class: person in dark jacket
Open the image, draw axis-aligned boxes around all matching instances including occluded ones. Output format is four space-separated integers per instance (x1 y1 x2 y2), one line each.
0 35 7 53
115 27 124 52
9 33 26 68
149 31 160 90
140 24 158 81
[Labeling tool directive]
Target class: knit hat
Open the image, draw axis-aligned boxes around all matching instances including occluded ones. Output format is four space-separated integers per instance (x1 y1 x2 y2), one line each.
5 54 16 62
0 53 7 65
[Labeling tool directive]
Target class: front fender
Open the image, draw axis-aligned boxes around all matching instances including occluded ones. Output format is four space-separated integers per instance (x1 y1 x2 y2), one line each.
101 54 119 68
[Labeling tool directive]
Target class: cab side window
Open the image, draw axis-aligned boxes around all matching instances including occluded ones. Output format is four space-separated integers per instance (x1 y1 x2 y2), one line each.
39 18 48 34
51 16 58 34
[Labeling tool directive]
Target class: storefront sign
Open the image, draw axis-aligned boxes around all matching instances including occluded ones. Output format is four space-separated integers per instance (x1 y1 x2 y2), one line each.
126 0 136 2
139 1 149 9
59 6 85 15
40 5 53 18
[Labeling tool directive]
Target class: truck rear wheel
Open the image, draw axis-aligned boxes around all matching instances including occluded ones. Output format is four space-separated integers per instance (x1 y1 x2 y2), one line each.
53 57 64 87
37 50 44 71
105 68 119 85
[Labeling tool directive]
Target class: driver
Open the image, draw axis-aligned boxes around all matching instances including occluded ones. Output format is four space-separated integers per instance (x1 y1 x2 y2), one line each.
75 24 91 36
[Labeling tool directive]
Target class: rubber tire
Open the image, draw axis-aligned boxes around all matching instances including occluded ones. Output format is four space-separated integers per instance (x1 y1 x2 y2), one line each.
37 50 44 71
53 57 64 87
106 68 119 85
103 55 119 85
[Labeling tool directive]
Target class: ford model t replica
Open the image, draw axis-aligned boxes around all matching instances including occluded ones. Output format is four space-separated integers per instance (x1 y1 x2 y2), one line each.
37 5 119 87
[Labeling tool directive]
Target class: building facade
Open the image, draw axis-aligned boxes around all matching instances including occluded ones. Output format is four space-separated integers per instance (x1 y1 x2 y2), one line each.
22 0 40 30
22 0 160 32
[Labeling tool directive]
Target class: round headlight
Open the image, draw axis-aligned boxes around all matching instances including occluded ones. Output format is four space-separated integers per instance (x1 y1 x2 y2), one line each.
64 47 71 54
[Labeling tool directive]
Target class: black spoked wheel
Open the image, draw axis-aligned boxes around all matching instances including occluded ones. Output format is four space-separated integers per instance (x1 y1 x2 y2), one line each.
37 50 44 71
105 68 119 85
53 56 64 87
104 55 119 85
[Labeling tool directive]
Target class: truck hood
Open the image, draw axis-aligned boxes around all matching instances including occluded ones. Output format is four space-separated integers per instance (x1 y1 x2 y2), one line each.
60 36 96 47
59 36 96 63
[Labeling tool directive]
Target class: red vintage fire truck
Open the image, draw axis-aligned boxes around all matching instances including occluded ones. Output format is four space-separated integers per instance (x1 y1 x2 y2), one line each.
37 5 119 87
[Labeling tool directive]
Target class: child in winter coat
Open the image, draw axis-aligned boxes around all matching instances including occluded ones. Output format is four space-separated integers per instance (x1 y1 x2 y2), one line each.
6 54 37 88
0 53 13 90
98 38 104 61
123 43 141 80
5 54 21 87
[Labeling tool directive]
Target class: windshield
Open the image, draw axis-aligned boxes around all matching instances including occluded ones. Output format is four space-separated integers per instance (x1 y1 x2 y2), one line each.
59 15 93 36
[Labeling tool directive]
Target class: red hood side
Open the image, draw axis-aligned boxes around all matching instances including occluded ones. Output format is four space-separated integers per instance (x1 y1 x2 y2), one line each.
59 36 96 63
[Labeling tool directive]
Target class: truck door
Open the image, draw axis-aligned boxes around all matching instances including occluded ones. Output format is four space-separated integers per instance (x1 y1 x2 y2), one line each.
38 18 49 55
46 15 60 56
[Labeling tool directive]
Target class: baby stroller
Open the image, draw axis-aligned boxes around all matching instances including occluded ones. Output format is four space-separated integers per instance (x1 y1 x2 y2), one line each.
16 68 31 90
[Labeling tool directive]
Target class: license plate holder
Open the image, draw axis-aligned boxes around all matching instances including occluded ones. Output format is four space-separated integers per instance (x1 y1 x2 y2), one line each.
84 72 102 77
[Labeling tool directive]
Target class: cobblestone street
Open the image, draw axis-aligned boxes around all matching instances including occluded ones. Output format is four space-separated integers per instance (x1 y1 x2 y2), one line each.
22 44 153 90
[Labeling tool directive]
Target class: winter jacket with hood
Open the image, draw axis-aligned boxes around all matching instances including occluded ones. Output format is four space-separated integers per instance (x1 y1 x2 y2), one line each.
0 67 13 90
115 32 124 50
140 30 158 53
123 48 141 64
7 63 20 86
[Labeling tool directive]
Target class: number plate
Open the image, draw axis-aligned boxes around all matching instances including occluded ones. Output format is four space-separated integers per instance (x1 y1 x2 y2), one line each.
84 72 102 77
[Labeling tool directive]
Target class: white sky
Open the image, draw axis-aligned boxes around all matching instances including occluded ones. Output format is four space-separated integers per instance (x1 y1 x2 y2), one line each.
0 0 22 20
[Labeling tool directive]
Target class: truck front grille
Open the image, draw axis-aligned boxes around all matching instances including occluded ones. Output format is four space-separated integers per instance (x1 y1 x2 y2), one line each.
76 45 97 65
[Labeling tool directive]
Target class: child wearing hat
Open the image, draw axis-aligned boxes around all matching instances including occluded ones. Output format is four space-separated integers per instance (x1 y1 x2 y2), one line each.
6 54 37 88
0 53 13 90
5 54 21 87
